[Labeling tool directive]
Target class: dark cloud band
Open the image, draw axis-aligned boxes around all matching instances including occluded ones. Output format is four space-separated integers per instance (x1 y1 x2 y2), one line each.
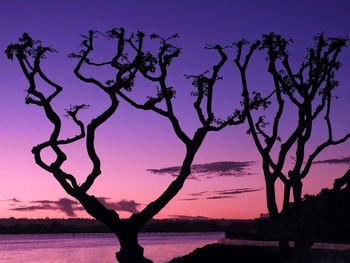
147 161 256 179
313 157 350 165
182 187 262 201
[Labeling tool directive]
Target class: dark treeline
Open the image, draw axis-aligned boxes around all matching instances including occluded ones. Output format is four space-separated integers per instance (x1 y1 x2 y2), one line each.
0 218 243 234
226 186 350 243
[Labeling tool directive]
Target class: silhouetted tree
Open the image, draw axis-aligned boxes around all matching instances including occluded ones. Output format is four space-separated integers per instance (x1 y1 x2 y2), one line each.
233 33 349 259
333 166 350 191
6 30 243 263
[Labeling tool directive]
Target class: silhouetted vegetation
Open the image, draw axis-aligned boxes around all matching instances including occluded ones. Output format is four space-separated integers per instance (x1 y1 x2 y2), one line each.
233 33 349 259
300 185 350 243
226 185 350 244
169 243 350 263
169 244 282 263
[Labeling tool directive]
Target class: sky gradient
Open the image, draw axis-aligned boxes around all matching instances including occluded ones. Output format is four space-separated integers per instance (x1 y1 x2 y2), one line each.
1 0 350 219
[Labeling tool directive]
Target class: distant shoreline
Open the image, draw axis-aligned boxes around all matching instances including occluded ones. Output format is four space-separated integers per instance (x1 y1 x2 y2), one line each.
0 218 245 235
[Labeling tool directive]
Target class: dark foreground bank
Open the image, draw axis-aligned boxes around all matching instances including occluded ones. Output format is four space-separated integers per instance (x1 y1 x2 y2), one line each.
168 244 350 263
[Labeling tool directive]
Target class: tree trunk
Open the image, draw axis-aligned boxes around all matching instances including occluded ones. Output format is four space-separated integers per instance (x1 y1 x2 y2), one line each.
264 175 291 258
278 211 292 260
116 231 153 263
80 196 153 263
291 178 313 262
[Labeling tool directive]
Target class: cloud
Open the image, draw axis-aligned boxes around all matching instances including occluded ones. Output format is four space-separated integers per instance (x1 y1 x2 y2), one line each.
313 157 350 165
182 187 262 201
10 198 81 217
147 161 256 180
31 200 55 204
213 188 261 195
8 197 141 216
1 198 21 203
206 196 235 200
1 198 22 206
97 197 141 214
188 191 209 197
8 198 21 203
10 204 55 211
56 198 81 217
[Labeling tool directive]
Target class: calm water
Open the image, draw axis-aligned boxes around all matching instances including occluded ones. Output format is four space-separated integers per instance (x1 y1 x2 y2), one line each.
0 232 224 263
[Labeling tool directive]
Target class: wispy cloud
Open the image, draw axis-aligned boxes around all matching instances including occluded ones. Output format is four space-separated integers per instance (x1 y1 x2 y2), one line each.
147 161 256 180
7 198 21 203
8 197 141 216
313 157 350 165
9 198 82 217
206 196 235 200
2 198 21 206
213 188 261 195
182 187 262 201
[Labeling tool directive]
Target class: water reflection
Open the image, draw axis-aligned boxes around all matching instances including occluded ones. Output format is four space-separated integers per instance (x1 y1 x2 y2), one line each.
0 232 224 263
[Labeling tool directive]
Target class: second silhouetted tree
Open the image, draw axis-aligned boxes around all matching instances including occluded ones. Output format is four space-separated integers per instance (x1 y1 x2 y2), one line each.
233 33 349 260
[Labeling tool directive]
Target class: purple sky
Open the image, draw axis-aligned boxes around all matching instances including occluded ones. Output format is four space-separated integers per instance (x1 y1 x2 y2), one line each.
0 0 350 219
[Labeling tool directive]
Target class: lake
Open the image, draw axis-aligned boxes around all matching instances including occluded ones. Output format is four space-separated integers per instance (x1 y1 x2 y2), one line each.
0 232 224 263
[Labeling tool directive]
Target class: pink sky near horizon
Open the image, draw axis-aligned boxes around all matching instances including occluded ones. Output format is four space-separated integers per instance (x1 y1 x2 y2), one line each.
0 0 350 220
